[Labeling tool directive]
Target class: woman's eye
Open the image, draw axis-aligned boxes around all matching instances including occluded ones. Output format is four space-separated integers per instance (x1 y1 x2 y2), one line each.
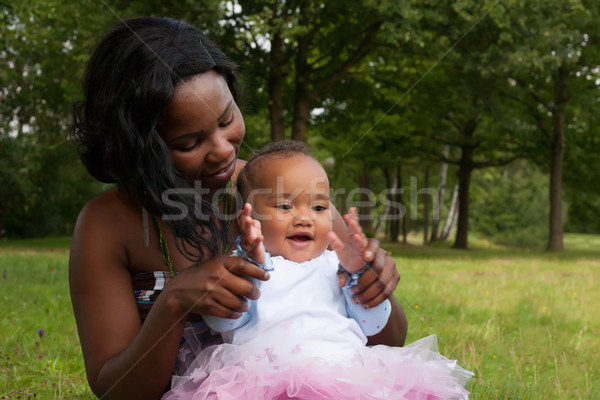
176 141 199 152
170 137 201 152
218 112 235 128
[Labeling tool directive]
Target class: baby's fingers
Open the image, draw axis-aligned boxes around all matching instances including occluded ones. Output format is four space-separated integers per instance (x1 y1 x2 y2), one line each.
344 208 368 251
329 231 365 273
350 232 368 255
343 207 361 236
328 231 346 254
239 203 261 245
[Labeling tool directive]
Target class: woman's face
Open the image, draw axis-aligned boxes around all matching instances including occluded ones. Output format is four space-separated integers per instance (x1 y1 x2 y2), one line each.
157 70 245 194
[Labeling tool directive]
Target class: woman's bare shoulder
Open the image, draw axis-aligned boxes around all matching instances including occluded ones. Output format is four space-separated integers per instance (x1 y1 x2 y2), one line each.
72 187 141 257
77 187 139 227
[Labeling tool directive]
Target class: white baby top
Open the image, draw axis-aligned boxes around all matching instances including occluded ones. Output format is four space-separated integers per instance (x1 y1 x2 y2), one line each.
221 250 367 362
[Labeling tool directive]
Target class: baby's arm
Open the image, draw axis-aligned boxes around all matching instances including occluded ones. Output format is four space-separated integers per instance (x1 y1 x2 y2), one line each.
328 208 392 336
201 204 271 332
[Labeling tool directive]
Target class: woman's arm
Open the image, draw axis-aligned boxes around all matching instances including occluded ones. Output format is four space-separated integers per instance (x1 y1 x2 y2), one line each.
69 195 268 400
331 205 408 347
366 289 407 347
69 198 184 399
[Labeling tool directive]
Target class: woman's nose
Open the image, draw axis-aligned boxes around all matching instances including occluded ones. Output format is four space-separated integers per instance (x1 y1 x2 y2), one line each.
206 135 233 164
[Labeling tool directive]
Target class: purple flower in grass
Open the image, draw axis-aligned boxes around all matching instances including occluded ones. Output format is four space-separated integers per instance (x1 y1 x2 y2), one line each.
37 329 45 339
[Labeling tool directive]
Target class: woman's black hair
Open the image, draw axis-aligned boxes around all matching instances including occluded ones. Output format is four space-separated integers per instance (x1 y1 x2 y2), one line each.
72 17 238 261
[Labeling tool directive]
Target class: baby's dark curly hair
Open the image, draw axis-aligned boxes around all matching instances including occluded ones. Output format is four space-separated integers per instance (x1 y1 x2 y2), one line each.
237 140 313 201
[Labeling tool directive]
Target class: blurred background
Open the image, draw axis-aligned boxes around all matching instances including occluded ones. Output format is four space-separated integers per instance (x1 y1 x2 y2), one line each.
2 0 599 251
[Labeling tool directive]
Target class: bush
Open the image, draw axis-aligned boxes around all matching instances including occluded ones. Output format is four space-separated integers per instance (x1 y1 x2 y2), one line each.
470 161 549 246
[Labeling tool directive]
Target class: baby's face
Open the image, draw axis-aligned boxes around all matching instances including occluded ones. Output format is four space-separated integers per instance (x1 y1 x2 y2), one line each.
249 154 332 263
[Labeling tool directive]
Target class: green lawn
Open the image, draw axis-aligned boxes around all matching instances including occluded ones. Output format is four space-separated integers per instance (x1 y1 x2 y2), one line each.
390 233 600 399
1 234 598 399
0 237 93 399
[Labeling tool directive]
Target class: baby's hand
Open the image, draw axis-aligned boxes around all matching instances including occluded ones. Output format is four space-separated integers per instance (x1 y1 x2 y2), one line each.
238 203 265 265
328 207 369 273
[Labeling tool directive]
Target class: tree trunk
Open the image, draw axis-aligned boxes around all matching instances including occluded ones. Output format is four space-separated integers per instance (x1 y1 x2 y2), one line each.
268 32 285 142
375 167 397 239
291 6 311 143
358 166 373 234
0 210 5 237
441 183 459 242
423 165 430 245
430 145 449 242
373 210 386 238
392 167 403 243
547 66 567 251
453 146 474 249
396 166 406 244
291 94 311 143
374 169 390 238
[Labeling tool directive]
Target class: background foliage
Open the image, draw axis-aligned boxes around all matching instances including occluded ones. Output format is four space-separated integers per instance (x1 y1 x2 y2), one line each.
1 0 599 249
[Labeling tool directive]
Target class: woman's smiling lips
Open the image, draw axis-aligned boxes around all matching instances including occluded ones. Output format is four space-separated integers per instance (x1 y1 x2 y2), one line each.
201 158 236 185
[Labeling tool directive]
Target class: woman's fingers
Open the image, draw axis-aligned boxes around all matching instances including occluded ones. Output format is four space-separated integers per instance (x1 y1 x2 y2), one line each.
221 257 269 294
350 248 399 308
173 256 270 317
201 292 249 319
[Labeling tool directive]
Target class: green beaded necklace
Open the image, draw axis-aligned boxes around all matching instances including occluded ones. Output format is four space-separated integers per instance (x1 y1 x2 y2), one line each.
153 177 235 276
152 214 176 277
214 177 235 255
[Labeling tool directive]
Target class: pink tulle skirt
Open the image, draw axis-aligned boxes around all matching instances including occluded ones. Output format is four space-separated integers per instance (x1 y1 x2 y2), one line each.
162 336 473 400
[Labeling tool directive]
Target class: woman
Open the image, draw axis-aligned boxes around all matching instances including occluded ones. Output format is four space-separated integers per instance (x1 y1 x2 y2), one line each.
69 17 407 400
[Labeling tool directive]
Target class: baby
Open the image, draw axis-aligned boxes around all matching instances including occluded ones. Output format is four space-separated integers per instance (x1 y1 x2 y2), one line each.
165 141 472 400
202 140 391 337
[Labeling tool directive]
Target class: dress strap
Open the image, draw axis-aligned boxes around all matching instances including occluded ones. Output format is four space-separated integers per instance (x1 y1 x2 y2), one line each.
152 215 176 277
146 177 233 274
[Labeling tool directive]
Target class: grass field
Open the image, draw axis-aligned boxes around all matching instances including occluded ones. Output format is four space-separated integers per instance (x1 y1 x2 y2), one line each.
1 234 598 399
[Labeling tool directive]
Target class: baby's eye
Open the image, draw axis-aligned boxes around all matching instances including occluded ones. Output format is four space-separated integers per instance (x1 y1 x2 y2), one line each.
276 203 292 210
312 204 328 212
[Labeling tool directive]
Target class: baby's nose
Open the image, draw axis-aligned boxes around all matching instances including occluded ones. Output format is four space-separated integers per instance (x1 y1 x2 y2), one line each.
293 208 314 223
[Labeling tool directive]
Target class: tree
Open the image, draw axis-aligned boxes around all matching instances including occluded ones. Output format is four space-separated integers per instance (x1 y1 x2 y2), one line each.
216 0 405 142
406 16 526 249
493 0 600 250
0 0 111 236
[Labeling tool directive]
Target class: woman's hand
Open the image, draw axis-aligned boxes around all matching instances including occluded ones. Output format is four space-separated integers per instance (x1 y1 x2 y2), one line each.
348 239 400 309
332 207 400 309
165 252 270 319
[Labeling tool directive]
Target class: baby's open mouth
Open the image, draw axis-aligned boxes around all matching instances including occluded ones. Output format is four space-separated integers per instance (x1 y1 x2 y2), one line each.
287 233 313 242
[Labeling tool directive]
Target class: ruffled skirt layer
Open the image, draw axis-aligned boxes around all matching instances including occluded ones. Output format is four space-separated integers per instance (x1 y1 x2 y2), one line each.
163 335 473 400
